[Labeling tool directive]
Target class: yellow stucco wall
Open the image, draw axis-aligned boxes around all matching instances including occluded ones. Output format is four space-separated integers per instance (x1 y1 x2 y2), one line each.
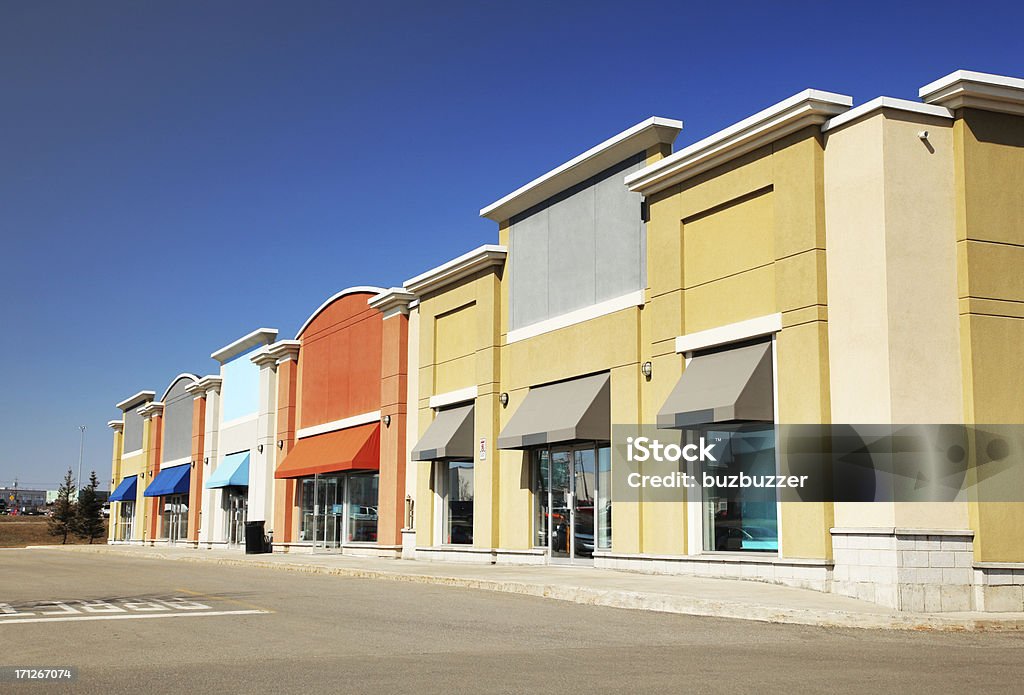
955 108 1024 561
645 127 833 559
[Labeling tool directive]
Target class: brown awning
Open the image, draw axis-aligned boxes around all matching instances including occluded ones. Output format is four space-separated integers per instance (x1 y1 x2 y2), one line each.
411 404 474 461
657 340 773 429
497 373 610 449
274 423 380 479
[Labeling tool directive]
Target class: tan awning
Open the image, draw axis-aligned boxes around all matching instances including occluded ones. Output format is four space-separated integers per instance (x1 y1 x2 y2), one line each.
497 373 610 449
411 404 474 461
657 341 773 429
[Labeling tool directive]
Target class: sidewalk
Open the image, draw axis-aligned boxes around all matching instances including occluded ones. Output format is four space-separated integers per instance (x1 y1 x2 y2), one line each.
34 544 1024 631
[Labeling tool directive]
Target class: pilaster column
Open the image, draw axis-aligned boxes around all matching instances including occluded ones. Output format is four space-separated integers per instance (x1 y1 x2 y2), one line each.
138 401 165 543
190 376 221 546
266 340 301 543
369 288 415 548
107 420 124 542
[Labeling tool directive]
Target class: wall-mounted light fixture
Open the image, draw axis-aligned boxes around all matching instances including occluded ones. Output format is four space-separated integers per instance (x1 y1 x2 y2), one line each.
277 440 284 450
499 392 509 408
257 444 264 454
641 361 653 380
191 461 195 469
382 414 391 427
204 457 209 465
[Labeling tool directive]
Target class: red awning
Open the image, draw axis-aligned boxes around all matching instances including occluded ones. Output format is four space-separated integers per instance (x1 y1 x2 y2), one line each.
274 423 380 479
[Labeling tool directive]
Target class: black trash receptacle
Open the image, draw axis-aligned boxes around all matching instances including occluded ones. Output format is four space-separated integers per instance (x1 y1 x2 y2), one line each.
244 520 267 554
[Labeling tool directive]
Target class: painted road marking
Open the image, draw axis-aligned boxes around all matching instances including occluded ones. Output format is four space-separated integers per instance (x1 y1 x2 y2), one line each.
0 609 267 625
0 596 270 625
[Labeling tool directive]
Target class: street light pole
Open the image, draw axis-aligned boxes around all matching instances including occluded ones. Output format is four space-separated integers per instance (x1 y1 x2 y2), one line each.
77 425 87 500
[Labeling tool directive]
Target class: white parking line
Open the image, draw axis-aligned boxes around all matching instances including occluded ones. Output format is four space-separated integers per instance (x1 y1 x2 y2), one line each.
0 609 268 625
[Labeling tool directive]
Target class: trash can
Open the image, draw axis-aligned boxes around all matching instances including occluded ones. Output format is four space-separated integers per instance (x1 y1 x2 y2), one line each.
244 520 267 554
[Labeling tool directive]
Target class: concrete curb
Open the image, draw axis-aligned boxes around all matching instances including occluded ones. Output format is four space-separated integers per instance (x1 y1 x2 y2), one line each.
30 545 1024 632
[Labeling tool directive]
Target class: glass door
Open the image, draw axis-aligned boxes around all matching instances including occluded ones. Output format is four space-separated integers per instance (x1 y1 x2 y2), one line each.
162 494 188 543
535 444 604 564
314 475 342 551
118 501 135 541
225 491 247 546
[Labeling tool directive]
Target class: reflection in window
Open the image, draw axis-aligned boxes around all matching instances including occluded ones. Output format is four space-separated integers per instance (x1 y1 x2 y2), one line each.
444 461 474 544
700 426 778 552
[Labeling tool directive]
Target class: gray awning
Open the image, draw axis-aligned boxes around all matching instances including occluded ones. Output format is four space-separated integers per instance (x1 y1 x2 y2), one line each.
497 373 610 449
411 404 474 461
657 341 773 429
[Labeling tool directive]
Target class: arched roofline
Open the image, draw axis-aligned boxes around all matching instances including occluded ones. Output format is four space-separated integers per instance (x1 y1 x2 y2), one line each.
159 373 201 402
294 286 386 340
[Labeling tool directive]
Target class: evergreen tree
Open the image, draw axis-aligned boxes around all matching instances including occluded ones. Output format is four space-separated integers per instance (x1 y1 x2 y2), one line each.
48 469 77 544
75 471 106 544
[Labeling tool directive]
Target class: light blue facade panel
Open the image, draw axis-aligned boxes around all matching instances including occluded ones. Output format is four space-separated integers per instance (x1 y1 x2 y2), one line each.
221 349 260 423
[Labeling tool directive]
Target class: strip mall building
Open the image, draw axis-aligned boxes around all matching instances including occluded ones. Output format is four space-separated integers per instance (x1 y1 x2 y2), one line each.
107 70 1024 613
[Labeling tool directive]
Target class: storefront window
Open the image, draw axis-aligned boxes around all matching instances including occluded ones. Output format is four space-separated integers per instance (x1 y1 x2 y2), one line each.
298 473 378 546
533 449 549 548
443 461 474 544
347 474 378 542
700 426 778 552
597 446 612 550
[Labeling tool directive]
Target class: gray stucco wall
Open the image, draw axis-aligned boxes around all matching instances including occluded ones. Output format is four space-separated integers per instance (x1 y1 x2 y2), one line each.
162 379 195 462
509 154 646 331
123 406 144 452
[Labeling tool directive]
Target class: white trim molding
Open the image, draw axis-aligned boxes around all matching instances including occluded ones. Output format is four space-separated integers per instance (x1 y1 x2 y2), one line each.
295 286 387 339
404 245 507 297
919 70 1024 117
107 420 124 432
211 328 279 363
116 390 155 411
507 290 644 344
626 90 852 195
160 456 192 470
137 401 165 419
297 410 382 439
186 375 222 397
121 448 144 460
480 116 683 222
266 340 301 364
429 386 478 410
822 96 953 133
368 287 417 319
675 313 782 354
219 413 258 431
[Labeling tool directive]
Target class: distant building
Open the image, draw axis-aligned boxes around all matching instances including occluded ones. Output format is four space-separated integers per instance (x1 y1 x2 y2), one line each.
0 487 48 513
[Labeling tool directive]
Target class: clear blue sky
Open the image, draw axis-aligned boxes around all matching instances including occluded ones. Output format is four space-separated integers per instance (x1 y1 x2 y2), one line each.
1 0 1021 490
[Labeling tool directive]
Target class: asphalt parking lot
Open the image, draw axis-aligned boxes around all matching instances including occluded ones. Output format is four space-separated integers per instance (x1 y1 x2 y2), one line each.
2 548 1023 694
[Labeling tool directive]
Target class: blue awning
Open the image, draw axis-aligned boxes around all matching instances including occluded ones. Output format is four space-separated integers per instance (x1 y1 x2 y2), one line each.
108 475 138 502
205 451 250 489
144 464 191 497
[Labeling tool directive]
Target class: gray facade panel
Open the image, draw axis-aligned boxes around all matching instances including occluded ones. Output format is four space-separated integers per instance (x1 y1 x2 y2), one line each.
123 407 143 452
509 154 645 331
510 208 550 329
547 186 596 317
595 159 644 302
162 380 194 463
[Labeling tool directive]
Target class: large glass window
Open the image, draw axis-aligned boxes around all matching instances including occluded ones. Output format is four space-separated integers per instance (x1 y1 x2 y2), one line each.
298 473 378 547
440 461 474 545
347 474 378 542
700 426 778 552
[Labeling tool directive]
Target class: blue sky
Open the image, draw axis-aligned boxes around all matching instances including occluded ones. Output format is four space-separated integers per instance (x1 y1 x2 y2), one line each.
1 0 1021 490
